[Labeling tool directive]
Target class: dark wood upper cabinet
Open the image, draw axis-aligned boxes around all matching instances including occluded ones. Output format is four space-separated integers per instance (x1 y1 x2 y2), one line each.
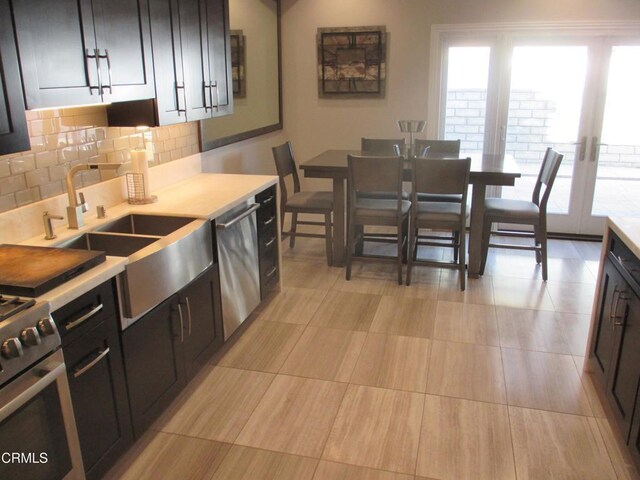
12 0 154 109
0 0 29 155
107 0 232 126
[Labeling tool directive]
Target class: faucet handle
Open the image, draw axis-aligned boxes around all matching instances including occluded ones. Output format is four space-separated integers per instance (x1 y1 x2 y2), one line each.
43 211 64 240
79 192 89 213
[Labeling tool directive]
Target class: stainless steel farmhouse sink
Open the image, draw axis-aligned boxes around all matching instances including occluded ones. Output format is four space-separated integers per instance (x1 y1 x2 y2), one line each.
60 214 212 327
94 213 195 236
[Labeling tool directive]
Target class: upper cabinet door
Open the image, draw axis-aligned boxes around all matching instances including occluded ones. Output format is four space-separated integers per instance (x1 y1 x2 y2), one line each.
0 0 29 155
91 0 155 103
13 0 100 109
205 0 232 117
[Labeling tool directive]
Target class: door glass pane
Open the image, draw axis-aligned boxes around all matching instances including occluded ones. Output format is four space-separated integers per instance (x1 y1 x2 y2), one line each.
443 46 490 153
502 46 587 214
592 46 640 217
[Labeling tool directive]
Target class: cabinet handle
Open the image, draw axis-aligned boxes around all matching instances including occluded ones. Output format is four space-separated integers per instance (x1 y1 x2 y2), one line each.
185 297 192 336
266 266 277 278
261 195 274 205
610 287 622 328
73 348 110 378
84 49 100 94
203 82 211 111
176 82 187 115
263 215 275 226
264 236 276 248
212 81 220 111
177 303 185 343
65 304 104 331
98 49 113 94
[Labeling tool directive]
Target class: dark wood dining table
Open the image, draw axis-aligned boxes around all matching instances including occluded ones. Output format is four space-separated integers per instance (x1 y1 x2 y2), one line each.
299 150 521 277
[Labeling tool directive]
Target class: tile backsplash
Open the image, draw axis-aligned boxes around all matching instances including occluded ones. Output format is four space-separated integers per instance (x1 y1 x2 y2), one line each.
0 106 200 213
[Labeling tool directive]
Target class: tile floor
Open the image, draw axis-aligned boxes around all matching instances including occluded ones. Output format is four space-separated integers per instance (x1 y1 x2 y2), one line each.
105 235 640 480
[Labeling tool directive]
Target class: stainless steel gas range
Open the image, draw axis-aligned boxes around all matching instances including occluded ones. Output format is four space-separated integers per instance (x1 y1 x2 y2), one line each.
0 295 85 480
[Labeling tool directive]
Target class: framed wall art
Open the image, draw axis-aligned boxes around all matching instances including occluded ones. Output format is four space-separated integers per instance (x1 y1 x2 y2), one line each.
230 30 246 98
317 25 387 98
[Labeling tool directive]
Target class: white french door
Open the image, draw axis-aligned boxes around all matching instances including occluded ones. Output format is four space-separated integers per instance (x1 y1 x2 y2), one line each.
430 23 640 235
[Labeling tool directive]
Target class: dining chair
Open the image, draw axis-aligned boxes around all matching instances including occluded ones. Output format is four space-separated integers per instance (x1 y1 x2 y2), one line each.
346 154 410 285
361 137 405 156
272 141 334 266
406 157 471 290
479 147 564 281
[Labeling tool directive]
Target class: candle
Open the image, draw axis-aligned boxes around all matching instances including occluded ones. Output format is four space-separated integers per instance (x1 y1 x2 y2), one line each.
130 148 151 198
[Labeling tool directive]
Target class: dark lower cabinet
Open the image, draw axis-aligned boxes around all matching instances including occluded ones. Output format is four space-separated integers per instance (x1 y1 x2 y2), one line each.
590 231 640 472
121 294 184 438
0 0 29 156
55 279 132 480
122 263 223 438
12 0 154 108
256 185 279 298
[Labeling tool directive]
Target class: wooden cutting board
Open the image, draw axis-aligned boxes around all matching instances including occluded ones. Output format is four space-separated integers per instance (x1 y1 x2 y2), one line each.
0 244 106 297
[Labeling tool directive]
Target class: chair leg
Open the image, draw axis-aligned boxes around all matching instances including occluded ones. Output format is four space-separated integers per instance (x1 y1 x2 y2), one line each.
540 224 549 281
355 225 364 256
346 216 355 280
402 216 409 263
534 225 542 264
453 231 460 262
324 212 333 267
459 227 467 291
406 225 416 286
289 212 298 248
396 219 404 285
479 219 491 275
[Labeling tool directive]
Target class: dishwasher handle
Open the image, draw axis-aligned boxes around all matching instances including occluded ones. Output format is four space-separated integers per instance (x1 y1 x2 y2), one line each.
216 203 260 230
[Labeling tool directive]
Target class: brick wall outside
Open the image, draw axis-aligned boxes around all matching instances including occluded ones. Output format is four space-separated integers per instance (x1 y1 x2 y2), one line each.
0 106 200 213
444 88 640 167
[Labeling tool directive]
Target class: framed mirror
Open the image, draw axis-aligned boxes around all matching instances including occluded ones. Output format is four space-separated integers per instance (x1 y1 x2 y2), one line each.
200 0 281 150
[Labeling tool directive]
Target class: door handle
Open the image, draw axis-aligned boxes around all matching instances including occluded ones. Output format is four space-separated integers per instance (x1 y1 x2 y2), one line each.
590 136 608 163
572 136 587 162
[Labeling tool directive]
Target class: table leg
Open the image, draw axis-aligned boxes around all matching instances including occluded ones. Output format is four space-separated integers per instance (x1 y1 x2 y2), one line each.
332 177 346 266
468 183 487 278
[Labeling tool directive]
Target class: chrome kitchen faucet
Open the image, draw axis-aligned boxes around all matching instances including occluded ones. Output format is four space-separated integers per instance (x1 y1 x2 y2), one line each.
66 163 122 229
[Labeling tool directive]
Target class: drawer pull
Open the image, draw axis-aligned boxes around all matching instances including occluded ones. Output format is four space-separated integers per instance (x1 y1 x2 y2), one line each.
264 236 276 248
65 304 104 331
266 266 277 278
261 195 274 205
263 216 275 226
73 347 110 378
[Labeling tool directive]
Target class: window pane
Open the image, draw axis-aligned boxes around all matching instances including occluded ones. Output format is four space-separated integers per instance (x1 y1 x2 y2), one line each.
443 46 490 154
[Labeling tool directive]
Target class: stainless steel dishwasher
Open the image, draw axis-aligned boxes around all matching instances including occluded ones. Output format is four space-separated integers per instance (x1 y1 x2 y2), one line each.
216 198 261 340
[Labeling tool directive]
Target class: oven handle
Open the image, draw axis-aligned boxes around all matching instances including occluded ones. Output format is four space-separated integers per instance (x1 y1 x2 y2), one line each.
0 351 65 422
216 203 260 230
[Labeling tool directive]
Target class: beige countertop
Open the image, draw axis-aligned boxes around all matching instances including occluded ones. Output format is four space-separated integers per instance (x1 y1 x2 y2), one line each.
608 216 640 260
19 173 278 311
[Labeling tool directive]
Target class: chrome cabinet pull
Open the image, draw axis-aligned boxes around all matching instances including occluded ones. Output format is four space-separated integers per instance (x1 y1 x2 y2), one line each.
263 215 275 226
266 266 277 278
212 81 220 111
65 304 104 331
203 82 211 111
176 82 187 115
610 286 621 328
85 49 100 94
262 195 274 205
185 297 192 336
177 303 185 343
73 348 110 378
264 236 276 248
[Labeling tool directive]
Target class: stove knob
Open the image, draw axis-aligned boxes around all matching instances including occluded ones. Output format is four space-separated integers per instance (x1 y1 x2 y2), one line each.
20 327 41 347
1 338 23 358
37 317 57 336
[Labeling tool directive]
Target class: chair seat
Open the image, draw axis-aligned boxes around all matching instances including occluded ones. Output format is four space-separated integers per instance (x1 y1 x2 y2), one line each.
417 193 462 203
416 201 467 223
484 197 539 221
286 191 333 210
355 198 411 219
359 191 410 200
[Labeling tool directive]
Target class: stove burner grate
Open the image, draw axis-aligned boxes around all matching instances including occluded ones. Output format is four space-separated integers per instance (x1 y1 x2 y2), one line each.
0 295 36 322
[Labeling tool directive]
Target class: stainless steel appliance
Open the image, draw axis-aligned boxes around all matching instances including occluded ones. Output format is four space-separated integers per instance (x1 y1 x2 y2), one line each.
216 199 261 340
0 298 84 480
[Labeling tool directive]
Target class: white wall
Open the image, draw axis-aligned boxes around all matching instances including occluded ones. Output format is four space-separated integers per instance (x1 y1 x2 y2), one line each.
279 0 640 190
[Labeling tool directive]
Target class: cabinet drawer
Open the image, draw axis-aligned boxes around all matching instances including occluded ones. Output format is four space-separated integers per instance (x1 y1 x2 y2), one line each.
609 232 640 292
256 186 277 227
53 279 117 345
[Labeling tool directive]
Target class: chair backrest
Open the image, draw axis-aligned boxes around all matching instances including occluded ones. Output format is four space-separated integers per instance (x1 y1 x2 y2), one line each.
361 138 405 155
347 154 404 204
411 157 471 205
272 142 301 206
532 147 564 212
414 139 461 158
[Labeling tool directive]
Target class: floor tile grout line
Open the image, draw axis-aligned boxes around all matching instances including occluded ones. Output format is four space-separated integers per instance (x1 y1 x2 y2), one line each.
412 393 428 478
500 337 522 480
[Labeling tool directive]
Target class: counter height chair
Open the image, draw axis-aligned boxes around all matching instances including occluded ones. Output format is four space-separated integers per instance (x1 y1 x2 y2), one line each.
346 154 410 285
406 157 471 290
479 147 564 281
272 141 334 266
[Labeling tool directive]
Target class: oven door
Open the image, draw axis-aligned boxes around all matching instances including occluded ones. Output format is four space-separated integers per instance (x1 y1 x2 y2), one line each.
0 350 85 480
